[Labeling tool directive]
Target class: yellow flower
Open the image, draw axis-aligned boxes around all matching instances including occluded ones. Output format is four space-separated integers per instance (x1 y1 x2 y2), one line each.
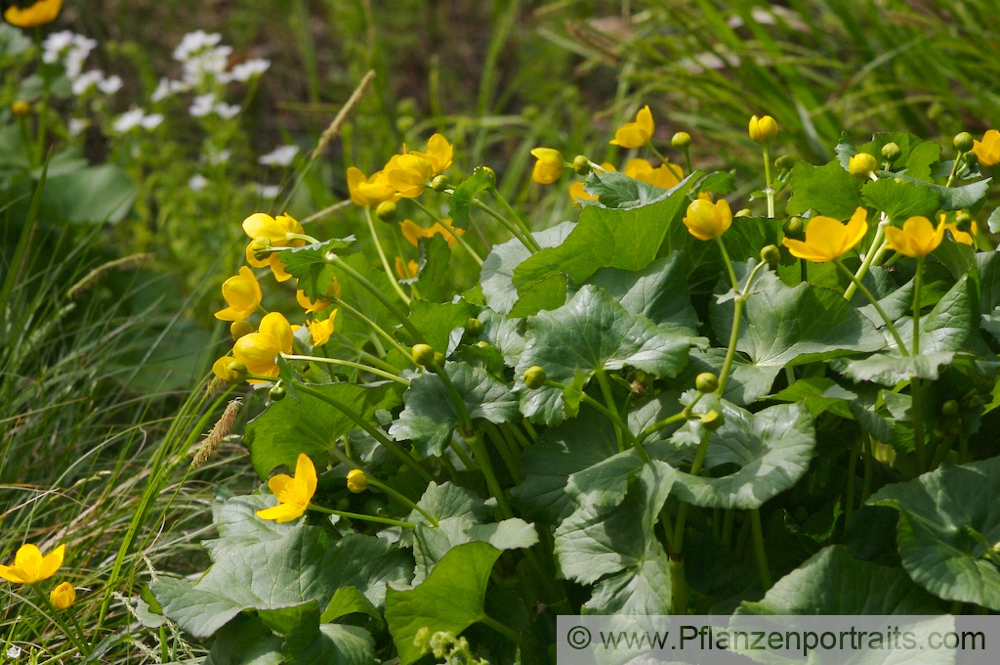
307 310 338 347
972 130 1000 167
623 158 681 189
214 266 262 322
610 105 654 148
884 216 945 258
255 453 317 523
242 213 305 283
50 581 76 610
530 148 565 184
781 207 869 262
395 256 419 279
295 278 341 314
682 193 732 241
569 181 599 205
400 219 464 248
749 115 779 145
848 153 879 178
212 356 245 383
409 134 453 175
347 167 399 207
4 0 61 27
944 220 977 246
386 153 434 198
346 468 367 493
233 312 293 380
0 543 64 585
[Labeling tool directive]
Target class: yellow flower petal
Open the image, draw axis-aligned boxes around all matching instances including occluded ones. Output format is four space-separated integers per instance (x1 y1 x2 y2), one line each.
610 105 654 148
50 582 76 610
215 266 262 321
256 454 317 523
530 148 564 185
0 543 63 585
884 216 945 258
972 129 1000 167
4 0 62 28
781 208 869 262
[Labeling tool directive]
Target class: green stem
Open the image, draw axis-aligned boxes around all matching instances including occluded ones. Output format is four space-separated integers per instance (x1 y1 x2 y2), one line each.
364 206 411 304
721 508 735 547
639 411 689 442
484 422 523 483
30 586 89 657
333 298 413 360
715 235 740 292
282 353 407 385
945 152 965 188
411 198 484 266
670 557 688 615
480 614 533 652
843 217 887 301
834 258 909 355
465 430 514 519
763 146 775 218
648 142 668 165
595 369 623 450
502 422 531 451
717 298 744 395
846 438 860 525
307 504 417 528
449 438 479 471
572 389 648 462
286 232 321 244
489 185 537 249
293 383 433 482
861 436 874 505
430 363 474 431
750 508 773 590
328 254 424 342
472 199 537 252
912 256 927 474
367 478 438 526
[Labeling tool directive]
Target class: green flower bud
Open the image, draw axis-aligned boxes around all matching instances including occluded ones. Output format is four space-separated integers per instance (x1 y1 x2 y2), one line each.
572 155 592 175
475 340 491 349
954 132 974 153
941 399 961 418
464 317 484 337
230 320 254 341
227 360 247 376
700 409 724 431
477 166 496 186
848 153 879 178
433 351 445 366
783 217 805 240
269 384 286 401
431 174 450 192
774 154 796 171
250 236 274 260
881 142 901 162
671 132 691 150
964 151 979 168
375 200 397 223
735 208 752 217
955 211 973 232
760 244 781 266
695 372 719 394
412 343 435 368
523 366 547 389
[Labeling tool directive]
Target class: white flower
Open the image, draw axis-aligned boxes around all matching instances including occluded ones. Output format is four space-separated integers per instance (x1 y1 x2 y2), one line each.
140 113 164 130
205 149 232 165
228 58 271 82
189 93 216 117
42 30 75 62
98 75 123 95
68 118 88 136
6 644 22 659
258 144 300 167
113 109 146 133
113 108 162 133
72 70 104 96
213 102 240 119
254 183 281 199
188 174 209 191
182 45 232 86
151 78 172 103
173 30 222 62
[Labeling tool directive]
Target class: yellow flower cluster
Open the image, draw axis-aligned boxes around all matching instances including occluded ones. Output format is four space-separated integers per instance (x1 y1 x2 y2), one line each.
1 542 75 609
348 134 453 207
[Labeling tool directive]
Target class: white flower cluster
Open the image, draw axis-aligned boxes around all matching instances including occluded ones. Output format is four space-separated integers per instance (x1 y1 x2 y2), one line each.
155 30 270 119
258 144 300 167
112 108 164 133
43 31 121 97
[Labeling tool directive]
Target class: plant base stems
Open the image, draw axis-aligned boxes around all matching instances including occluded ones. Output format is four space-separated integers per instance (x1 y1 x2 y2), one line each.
750 508 773 591
364 206 411 304
670 557 688 615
